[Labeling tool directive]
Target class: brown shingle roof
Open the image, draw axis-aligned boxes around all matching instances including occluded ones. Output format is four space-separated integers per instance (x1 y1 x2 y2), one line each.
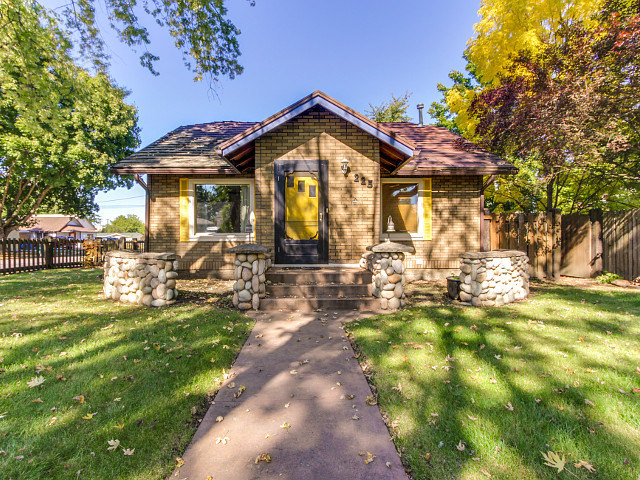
112 122 256 174
380 123 517 176
19 215 98 233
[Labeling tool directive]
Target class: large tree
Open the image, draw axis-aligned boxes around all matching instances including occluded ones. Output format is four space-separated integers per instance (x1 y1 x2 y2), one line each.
366 92 413 123
0 0 139 238
471 8 640 213
43 0 250 83
102 214 145 234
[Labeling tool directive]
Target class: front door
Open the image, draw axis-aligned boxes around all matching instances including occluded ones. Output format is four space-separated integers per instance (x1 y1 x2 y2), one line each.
274 159 328 264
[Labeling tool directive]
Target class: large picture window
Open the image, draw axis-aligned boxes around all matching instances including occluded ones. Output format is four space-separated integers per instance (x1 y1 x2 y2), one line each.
184 178 254 241
195 184 250 234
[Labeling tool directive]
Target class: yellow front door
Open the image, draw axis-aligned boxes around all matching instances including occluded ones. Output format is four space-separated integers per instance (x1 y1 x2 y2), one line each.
284 172 319 240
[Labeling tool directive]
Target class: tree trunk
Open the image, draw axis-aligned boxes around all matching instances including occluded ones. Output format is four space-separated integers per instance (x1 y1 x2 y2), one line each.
546 176 555 212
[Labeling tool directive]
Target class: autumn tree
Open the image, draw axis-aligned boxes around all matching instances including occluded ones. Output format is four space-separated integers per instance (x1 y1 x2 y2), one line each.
0 0 139 238
366 92 413 122
102 215 145 235
471 8 640 213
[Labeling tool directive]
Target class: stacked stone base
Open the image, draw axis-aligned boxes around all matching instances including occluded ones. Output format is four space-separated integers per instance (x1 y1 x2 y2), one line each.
361 242 414 311
104 251 180 307
459 250 529 306
227 244 273 311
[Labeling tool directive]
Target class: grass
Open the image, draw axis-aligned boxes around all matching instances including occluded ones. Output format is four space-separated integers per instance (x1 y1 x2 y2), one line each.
0 269 252 480
346 280 640 480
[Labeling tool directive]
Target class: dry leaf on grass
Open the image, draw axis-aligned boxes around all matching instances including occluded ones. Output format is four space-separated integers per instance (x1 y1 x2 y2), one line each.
585 399 595 406
27 376 45 388
505 402 514 411
541 451 566 473
574 460 596 472
456 441 466 451
107 440 120 451
72 395 84 404
122 448 135 456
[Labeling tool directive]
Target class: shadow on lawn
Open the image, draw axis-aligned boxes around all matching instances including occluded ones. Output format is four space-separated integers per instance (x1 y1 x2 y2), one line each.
348 284 640 480
0 269 251 480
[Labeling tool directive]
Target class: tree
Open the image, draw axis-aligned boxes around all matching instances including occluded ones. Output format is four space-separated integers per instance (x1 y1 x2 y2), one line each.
366 92 413 122
428 70 482 136
471 7 640 213
44 0 251 83
102 214 145 234
0 0 139 238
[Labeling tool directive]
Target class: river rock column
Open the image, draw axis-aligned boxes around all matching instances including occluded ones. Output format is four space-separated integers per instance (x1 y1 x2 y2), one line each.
458 250 529 306
103 251 181 307
226 243 272 311
361 242 415 310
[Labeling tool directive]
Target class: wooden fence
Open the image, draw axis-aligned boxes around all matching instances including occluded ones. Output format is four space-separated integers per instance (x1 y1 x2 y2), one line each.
0 238 145 275
485 208 640 281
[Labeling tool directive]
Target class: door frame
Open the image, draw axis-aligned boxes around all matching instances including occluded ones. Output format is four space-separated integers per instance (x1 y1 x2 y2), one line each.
274 159 329 264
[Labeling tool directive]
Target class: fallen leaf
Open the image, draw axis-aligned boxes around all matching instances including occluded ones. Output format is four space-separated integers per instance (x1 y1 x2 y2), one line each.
254 453 271 464
480 469 492 477
574 460 596 472
32 398 43 403
190 407 197 415
360 451 376 464
107 439 120 451
82 413 94 420
456 441 466 451
585 399 595 406
216 416 224 423
72 395 84 404
467 415 478 421
215 436 229 445
122 448 135 456
505 402 514 411
365 395 377 406
27 376 45 388
541 451 566 473
424 453 431 461
280 422 291 430
386 461 391 468
289 370 298 375
234 385 246 399
175 457 184 467
352 415 360 420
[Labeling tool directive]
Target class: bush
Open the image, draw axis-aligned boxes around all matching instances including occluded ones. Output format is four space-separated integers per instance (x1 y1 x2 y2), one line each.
596 271 622 284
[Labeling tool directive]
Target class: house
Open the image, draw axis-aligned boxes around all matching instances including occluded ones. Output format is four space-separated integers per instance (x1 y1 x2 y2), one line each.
95 232 145 241
112 91 516 279
9 215 98 240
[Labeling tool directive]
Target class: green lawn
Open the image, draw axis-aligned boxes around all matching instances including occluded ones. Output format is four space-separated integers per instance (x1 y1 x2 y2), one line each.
0 269 252 480
347 281 640 480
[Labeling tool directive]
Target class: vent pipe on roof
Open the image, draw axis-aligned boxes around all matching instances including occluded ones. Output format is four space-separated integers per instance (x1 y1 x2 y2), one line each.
417 103 424 126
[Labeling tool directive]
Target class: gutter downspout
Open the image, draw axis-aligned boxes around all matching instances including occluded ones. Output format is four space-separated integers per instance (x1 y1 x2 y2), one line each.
479 175 496 252
133 174 150 253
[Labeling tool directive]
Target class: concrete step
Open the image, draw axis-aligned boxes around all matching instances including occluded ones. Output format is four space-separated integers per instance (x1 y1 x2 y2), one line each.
259 296 380 311
266 267 371 285
266 283 371 298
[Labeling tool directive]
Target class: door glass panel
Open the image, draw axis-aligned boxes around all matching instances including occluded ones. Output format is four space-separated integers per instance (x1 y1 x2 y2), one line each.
285 173 319 240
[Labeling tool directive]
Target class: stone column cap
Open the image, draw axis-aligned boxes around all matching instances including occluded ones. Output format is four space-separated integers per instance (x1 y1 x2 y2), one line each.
225 243 272 254
367 242 415 254
106 251 181 260
461 249 528 259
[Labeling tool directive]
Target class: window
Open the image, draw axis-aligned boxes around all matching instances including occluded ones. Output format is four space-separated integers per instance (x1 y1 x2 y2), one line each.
380 178 432 240
382 182 419 233
185 179 254 241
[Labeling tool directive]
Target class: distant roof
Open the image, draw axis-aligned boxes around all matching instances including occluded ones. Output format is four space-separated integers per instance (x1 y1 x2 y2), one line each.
19 215 98 233
112 91 516 176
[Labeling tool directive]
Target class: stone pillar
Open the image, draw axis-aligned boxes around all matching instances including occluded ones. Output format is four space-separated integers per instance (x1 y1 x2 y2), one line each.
225 243 272 310
360 242 415 311
103 251 181 307
459 250 529 306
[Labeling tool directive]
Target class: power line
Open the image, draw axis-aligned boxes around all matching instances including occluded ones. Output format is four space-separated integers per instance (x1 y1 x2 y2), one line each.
99 195 145 203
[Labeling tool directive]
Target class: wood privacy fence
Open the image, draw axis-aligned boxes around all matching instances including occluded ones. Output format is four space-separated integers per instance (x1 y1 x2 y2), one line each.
485 208 640 281
0 238 145 275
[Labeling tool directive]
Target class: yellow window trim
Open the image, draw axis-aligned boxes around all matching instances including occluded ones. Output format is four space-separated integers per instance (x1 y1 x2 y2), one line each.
423 178 432 241
179 178 189 241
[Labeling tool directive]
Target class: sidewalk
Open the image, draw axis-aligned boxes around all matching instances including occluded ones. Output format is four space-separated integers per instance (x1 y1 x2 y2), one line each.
170 310 408 480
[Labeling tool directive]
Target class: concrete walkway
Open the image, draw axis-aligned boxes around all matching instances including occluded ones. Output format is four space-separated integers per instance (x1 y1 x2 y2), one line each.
170 310 408 480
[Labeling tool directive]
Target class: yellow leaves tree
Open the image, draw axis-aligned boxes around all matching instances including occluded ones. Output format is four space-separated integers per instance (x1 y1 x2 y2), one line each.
467 0 602 84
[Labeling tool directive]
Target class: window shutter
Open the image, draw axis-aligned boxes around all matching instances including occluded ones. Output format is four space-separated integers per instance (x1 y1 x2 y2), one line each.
423 178 432 240
179 178 189 241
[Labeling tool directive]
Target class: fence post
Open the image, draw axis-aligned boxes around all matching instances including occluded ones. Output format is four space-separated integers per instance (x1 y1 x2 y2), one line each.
118 238 126 250
44 238 54 269
552 209 562 281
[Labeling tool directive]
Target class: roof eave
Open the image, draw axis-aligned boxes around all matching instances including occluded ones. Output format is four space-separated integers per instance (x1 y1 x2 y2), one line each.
111 166 251 175
391 166 519 176
219 92 415 159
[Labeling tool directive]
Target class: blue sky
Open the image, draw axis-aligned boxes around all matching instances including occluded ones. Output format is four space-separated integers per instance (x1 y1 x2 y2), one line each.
91 0 481 227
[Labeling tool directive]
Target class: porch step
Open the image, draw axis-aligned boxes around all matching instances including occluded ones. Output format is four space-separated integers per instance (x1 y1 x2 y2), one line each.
262 267 378 312
266 283 371 298
266 268 372 285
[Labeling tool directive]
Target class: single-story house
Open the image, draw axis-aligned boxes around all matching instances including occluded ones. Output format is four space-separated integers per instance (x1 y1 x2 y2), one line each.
112 91 516 279
9 215 98 240
95 232 145 241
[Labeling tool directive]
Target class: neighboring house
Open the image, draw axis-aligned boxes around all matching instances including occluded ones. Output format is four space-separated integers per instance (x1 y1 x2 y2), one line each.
95 232 144 241
112 91 517 279
9 215 98 240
